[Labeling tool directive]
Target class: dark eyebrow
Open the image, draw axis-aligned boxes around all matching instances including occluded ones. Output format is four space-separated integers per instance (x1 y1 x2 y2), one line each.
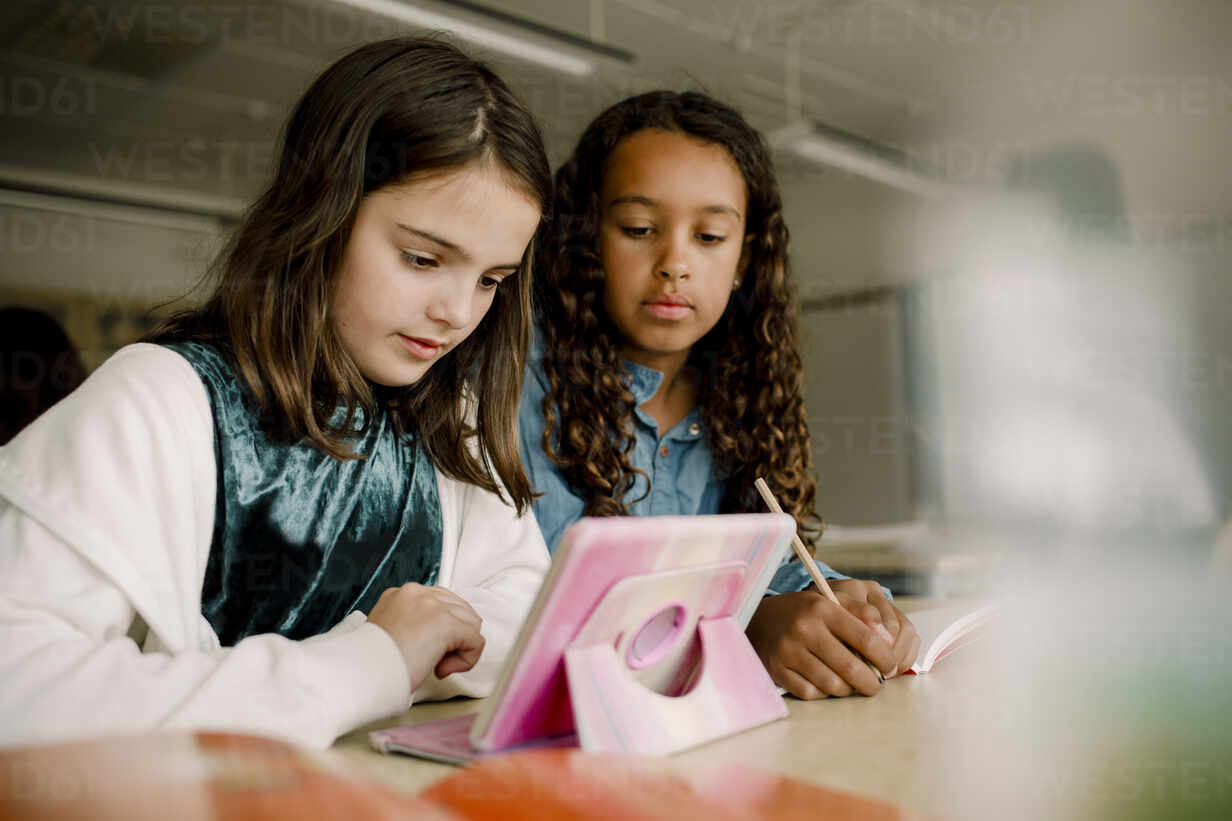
395 224 471 262
607 195 742 221
395 223 523 271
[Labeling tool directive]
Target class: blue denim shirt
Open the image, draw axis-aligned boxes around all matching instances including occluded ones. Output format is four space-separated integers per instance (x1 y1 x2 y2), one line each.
518 334 846 595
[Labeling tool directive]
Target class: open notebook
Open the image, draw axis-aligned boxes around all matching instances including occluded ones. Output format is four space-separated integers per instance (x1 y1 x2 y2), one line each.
906 602 997 673
767 600 998 695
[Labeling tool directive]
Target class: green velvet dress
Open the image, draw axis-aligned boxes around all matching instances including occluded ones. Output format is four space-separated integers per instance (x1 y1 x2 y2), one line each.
163 342 442 646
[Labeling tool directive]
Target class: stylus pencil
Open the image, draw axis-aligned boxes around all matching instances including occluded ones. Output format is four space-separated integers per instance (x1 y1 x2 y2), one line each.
753 477 885 685
753 477 839 603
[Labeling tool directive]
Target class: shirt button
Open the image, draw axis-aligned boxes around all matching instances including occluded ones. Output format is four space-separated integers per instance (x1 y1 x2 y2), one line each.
659 445 669 458
688 423 700 435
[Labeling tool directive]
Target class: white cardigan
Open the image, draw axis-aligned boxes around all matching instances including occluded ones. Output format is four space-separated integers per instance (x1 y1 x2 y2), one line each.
0 344 548 749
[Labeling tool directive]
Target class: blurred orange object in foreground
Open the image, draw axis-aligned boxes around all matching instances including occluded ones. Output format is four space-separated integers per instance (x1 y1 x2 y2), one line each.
0 732 449 821
424 749 924 821
1 734 925 821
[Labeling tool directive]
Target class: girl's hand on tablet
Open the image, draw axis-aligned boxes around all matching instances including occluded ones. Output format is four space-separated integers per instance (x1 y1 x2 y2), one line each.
368 583 485 692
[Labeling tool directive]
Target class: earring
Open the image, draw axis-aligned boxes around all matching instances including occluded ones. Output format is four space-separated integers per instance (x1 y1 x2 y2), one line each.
732 278 742 289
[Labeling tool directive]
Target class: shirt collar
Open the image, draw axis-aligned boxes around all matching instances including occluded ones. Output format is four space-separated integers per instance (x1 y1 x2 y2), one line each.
622 360 705 441
623 359 665 404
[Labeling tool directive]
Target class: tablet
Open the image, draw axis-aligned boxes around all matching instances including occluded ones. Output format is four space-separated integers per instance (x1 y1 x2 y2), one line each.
468 512 796 752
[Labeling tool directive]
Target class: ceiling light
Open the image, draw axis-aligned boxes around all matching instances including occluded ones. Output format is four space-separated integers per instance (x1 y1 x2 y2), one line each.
324 0 606 76
771 121 954 199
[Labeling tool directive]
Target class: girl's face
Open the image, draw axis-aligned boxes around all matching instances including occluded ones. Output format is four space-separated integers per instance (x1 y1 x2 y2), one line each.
331 162 540 387
598 128 748 369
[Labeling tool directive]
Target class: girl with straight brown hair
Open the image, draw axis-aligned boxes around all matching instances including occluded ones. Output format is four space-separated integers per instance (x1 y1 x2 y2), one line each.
0 38 552 748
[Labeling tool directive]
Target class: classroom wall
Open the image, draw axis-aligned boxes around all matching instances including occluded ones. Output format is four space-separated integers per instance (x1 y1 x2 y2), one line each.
777 144 932 527
0 201 222 301
0 200 223 367
798 295 913 527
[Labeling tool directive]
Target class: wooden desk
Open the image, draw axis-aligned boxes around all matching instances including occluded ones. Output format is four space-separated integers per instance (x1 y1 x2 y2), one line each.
331 599 989 817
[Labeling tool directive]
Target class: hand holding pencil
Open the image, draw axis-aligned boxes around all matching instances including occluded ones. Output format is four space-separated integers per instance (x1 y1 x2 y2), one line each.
744 477 913 698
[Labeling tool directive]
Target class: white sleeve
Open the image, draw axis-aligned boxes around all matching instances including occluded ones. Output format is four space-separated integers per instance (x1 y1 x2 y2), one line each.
415 475 549 702
0 345 409 749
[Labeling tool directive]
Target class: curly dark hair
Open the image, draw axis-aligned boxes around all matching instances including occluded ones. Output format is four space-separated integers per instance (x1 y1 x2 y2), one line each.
535 90 821 542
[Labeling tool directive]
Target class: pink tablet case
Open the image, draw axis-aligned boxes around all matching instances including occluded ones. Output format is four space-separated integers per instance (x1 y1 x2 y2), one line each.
371 513 794 760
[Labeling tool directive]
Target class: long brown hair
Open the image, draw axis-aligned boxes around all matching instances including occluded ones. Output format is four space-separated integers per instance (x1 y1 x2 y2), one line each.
535 91 821 541
148 37 550 513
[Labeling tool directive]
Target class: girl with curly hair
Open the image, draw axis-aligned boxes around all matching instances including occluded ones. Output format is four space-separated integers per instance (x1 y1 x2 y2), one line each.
520 91 918 699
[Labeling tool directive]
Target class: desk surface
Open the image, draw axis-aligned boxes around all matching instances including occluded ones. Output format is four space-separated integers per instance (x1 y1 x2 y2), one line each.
330 598 991 817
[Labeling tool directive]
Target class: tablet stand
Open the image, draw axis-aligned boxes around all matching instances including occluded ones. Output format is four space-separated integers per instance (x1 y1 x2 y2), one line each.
562 562 788 756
